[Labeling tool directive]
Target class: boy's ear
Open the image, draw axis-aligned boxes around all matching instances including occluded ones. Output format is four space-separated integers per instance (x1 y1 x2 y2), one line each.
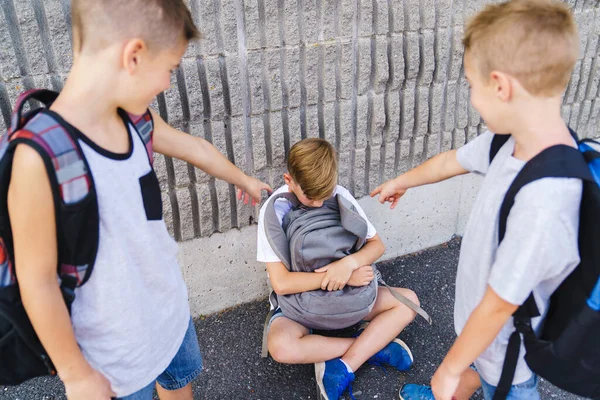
123 39 147 74
283 173 293 186
490 70 513 102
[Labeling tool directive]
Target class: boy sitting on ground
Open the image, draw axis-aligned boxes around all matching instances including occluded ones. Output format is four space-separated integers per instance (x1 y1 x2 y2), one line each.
257 138 421 400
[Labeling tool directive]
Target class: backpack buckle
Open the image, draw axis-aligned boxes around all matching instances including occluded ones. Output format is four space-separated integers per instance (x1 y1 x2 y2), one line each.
41 354 56 375
513 317 533 334
59 275 77 306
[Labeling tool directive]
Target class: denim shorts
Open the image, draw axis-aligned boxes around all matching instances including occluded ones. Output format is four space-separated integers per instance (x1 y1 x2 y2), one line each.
480 373 540 400
118 317 203 399
267 307 314 333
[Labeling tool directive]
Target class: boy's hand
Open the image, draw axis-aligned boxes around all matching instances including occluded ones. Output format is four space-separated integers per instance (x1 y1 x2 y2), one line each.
63 366 115 400
237 176 272 206
315 258 357 291
347 265 375 287
431 363 461 400
370 177 407 209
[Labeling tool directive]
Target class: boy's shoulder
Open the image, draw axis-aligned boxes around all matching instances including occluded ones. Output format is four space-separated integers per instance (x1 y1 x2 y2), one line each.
513 175 582 216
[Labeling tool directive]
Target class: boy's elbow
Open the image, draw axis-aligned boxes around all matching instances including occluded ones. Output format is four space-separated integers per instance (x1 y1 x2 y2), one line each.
370 235 385 257
378 240 386 256
270 279 290 296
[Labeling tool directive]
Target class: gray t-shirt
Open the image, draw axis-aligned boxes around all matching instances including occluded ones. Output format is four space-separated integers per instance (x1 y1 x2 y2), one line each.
455 131 582 386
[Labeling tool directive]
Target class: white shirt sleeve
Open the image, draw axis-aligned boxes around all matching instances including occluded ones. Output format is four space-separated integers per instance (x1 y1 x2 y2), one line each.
256 201 282 263
256 186 293 263
456 130 496 175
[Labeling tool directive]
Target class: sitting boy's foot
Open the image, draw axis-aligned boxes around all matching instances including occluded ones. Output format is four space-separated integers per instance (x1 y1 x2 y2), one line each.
314 359 355 400
368 338 414 371
353 322 414 371
399 384 434 400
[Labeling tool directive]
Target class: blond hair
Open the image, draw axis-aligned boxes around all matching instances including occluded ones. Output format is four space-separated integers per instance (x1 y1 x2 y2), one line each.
463 0 579 97
288 138 338 200
72 0 200 53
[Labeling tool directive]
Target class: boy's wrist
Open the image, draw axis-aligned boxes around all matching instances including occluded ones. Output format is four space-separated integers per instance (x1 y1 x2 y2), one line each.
343 255 361 271
439 359 464 378
393 175 408 191
439 355 468 376
57 356 94 384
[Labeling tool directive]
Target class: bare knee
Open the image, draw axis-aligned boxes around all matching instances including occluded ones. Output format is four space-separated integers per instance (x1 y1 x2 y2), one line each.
268 334 304 364
402 289 420 307
394 288 420 320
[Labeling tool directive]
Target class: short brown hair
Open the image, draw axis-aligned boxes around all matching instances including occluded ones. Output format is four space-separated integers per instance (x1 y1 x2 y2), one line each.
72 0 200 52
288 138 338 200
463 0 579 97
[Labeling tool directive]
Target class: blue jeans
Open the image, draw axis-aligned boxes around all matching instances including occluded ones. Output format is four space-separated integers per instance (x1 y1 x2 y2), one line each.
480 373 540 400
118 318 203 399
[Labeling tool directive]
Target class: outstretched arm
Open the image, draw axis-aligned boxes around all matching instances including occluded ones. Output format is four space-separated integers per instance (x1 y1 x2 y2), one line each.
370 150 468 209
151 109 272 205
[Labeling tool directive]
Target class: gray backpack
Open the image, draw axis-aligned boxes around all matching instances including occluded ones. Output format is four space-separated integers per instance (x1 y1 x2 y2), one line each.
264 192 379 331
260 192 432 357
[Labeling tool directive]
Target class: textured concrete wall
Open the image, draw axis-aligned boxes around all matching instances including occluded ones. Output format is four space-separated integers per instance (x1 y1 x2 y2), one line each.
1 0 599 314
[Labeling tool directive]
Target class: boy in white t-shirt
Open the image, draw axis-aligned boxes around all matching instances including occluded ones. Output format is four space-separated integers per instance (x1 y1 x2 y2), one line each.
372 1 582 399
257 138 420 400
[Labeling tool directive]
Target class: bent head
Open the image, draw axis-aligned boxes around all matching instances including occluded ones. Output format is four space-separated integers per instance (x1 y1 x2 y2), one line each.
285 138 338 208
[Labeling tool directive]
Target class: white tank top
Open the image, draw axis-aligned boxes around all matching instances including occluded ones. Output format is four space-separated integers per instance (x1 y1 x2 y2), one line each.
69 115 190 397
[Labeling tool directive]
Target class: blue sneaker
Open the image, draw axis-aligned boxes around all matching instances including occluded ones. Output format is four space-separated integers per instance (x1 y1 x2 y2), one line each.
368 338 414 371
353 321 414 372
314 359 355 400
399 384 434 400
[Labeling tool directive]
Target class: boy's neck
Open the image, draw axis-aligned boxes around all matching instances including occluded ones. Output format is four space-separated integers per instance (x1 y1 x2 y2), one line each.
509 96 574 161
51 55 121 127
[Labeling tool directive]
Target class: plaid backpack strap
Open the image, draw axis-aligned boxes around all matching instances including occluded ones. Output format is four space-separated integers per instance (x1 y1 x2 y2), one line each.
10 112 93 291
126 110 154 165
8 89 58 136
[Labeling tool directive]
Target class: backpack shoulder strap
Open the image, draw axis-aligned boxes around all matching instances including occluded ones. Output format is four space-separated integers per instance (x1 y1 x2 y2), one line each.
11 111 92 206
337 194 368 246
493 144 593 400
9 111 95 294
122 109 154 165
489 134 511 164
498 145 592 243
8 89 59 136
263 192 301 270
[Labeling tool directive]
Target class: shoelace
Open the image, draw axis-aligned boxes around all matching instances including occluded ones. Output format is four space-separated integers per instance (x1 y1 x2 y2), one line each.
335 372 356 400
367 359 389 375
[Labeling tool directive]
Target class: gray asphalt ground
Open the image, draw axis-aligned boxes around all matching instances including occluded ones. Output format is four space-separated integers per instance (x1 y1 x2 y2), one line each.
0 239 585 399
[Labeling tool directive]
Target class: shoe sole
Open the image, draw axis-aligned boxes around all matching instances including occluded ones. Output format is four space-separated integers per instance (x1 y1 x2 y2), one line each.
392 338 414 368
314 362 328 400
398 389 406 400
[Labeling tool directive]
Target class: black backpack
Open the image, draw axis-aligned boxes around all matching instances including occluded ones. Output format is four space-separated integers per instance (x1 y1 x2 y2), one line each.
0 89 154 385
489 133 600 400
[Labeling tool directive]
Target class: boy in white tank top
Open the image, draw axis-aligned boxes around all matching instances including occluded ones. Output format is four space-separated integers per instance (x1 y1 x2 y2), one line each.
7 1 271 398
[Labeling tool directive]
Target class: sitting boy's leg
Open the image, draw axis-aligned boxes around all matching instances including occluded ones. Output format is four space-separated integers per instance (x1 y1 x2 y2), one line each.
342 287 418 371
268 316 354 364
